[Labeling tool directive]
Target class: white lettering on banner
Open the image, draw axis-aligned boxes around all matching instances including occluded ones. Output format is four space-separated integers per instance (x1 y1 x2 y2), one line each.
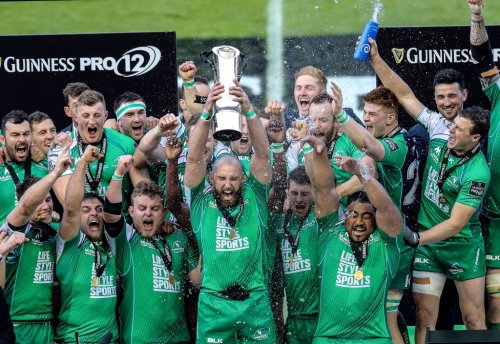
335 250 371 288
0 46 161 78
215 217 250 252
392 47 500 64
33 251 54 284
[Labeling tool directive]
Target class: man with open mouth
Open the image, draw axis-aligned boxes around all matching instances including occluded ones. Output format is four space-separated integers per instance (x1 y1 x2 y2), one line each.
0 111 49 224
28 111 57 163
302 135 402 344
332 83 410 343
49 90 143 218
103 136 200 342
0 144 72 344
185 79 277 343
55 145 123 344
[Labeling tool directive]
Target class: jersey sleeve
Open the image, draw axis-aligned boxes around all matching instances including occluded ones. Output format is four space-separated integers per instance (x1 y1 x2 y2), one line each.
56 232 84 283
417 108 450 141
379 135 408 168
455 164 491 209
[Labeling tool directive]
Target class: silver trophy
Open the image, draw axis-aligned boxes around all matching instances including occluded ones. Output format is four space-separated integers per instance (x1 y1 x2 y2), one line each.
202 46 244 141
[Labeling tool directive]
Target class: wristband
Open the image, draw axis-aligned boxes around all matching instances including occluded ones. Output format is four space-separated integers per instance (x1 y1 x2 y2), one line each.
112 172 124 181
183 80 195 88
244 109 256 119
104 197 122 215
270 142 285 154
302 142 313 154
335 110 350 125
200 111 212 121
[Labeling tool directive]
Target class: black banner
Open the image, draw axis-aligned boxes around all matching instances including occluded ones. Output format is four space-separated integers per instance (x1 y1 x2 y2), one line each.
0 32 177 130
378 26 500 128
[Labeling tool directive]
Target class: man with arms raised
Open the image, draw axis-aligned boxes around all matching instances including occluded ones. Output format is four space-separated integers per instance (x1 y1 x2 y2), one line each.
302 135 402 343
0 111 48 223
185 79 276 343
1 148 71 343
55 146 124 343
468 0 500 330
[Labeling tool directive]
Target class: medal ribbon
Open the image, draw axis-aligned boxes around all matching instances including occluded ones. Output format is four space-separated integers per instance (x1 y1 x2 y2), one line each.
214 193 245 229
283 208 310 256
5 155 32 186
384 126 403 139
147 235 173 273
78 131 107 191
437 144 481 201
350 239 368 271
91 242 110 279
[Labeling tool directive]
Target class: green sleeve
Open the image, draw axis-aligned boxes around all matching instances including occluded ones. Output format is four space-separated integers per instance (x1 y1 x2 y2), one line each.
456 169 490 210
379 135 407 168
56 233 83 284
316 211 340 232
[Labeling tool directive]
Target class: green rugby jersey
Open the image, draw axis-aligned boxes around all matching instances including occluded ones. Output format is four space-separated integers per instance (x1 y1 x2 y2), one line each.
418 139 490 239
116 224 198 343
298 133 361 206
55 232 119 343
276 209 324 317
2 221 56 322
190 173 269 293
49 128 135 200
0 159 48 223
483 79 500 216
315 213 400 342
375 131 408 208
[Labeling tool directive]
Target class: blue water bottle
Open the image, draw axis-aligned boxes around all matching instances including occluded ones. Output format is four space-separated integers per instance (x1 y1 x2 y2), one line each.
354 4 381 62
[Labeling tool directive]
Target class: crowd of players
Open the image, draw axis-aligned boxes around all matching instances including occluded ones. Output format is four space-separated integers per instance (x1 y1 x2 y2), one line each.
0 1 499 343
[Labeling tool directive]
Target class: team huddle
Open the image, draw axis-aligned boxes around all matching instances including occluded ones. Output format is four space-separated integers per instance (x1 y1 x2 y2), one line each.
0 1 499 343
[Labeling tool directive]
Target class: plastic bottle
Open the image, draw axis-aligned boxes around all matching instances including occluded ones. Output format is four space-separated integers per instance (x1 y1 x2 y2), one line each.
354 3 382 62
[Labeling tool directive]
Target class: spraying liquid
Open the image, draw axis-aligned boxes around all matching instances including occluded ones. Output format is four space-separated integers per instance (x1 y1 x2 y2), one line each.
353 1 383 62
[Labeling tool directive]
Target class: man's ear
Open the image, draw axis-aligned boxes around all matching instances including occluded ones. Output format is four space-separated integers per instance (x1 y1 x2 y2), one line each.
64 106 71 117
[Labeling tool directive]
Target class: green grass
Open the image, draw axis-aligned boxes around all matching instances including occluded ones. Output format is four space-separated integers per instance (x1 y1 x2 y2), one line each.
0 0 499 38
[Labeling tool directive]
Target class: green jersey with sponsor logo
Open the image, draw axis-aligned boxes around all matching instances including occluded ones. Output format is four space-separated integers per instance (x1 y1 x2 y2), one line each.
55 233 119 343
116 224 198 343
298 133 361 206
2 221 56 322
237 154 251 177
50 128 135 200
277 208 326 317
191 173 268 293
418 139 490 239
376 131 408 208
0 159 48 223
315 214 400 341
483 79 500 216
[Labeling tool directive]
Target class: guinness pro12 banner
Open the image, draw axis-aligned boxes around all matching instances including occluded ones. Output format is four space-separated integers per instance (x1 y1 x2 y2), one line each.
0 32 177 130
378 26 500 128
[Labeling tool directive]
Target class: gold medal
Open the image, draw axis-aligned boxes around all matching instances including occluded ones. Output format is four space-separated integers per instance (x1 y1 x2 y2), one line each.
289 257 294 265
168 273 176 284
91 276 99 286
229 229 235 240
354 269 364 281
439 195 446 204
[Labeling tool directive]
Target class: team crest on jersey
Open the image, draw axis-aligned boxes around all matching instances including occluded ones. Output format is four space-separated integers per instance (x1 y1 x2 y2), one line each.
252 327 270 340
172 240 184 253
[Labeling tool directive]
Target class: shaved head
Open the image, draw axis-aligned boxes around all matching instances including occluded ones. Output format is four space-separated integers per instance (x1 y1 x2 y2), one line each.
212 155 244 175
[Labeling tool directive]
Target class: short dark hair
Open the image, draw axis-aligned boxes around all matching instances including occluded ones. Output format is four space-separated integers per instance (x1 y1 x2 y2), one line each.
131 181 164 205
76 90 106 110
310 92 333 105
363 86 400 119
62 82 90 106
1 110 29 134
433 69 465 91
458 106 490 139
28 111 52 127
113 91 145 113
179 75 210 100
83 192 104 205
347 191 371 207
288 166 310 188
16 176 41 200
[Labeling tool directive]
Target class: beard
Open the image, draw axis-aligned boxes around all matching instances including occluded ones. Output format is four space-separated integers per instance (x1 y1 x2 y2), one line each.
212 187 243 208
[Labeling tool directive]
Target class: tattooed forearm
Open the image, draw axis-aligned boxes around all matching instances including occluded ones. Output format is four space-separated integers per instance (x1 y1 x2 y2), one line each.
470 18 488 46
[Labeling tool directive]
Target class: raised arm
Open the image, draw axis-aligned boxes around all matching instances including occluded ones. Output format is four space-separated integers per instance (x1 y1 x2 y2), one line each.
60 145 100 241
303 135 340 218
184 82 224 188
367 38 425 118
231 83 271 184
165 136 192 231
265 104 287 213
331 82 386 161
339 157 402 237
136 113 179 164
469 0 499 84
179 61 205 116
336 156 378 198
7 146 73 227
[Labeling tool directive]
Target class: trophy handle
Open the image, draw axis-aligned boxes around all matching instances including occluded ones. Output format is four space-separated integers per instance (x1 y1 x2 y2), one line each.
237 52 246 82
200 50 219 80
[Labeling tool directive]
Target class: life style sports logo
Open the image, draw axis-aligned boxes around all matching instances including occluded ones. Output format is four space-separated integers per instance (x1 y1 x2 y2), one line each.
0 45 161 78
